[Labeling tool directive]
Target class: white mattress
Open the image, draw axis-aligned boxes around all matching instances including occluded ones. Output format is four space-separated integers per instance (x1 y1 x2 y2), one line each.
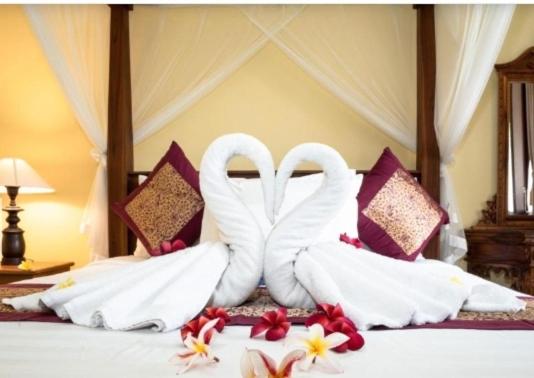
1 257 533 378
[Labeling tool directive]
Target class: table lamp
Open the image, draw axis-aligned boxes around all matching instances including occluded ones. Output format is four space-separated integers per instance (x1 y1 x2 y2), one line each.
0 158 54 265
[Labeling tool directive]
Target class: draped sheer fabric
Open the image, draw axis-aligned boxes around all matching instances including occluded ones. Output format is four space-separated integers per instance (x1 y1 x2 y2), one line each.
241 5 417 151
24 4 516 263
435 4 515 263
24 5 110 261
130 5 303 144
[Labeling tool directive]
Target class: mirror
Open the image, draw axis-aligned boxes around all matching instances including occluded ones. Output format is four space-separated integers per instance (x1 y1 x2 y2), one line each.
507 81 534 215
496 47 534 224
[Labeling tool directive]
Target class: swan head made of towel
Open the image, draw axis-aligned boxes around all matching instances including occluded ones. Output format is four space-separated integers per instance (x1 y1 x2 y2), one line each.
265 143 352 309
199 133 276 307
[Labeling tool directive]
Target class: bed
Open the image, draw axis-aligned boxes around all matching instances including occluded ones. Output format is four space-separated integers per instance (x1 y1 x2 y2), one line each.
1 5 533 378
1 256 533 378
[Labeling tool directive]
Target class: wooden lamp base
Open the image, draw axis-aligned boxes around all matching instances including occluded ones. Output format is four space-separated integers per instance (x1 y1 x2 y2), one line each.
1 186 25 266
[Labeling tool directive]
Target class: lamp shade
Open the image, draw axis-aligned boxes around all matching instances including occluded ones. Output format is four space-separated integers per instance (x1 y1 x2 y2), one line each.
0 158 54 194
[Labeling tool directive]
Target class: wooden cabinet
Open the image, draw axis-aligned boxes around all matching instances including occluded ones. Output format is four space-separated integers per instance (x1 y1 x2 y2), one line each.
465 197 533 294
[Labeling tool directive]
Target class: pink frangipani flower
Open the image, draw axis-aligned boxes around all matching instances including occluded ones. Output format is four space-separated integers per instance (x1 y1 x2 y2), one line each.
241 348 305 378
171 318 220 374
287 323 349 374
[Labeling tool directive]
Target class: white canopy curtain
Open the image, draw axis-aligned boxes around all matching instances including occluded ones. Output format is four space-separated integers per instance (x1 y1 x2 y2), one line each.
130 5 417 149
24 5 110 261
435 4 515 263
241 5 417 151
130 5 304 144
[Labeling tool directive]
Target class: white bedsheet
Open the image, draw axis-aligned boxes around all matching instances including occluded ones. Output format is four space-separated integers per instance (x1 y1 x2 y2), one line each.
0 322 532 378
2 257 533 377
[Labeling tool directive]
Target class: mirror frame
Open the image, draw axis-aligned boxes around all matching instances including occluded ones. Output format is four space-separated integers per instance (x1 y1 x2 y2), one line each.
496 47 534 226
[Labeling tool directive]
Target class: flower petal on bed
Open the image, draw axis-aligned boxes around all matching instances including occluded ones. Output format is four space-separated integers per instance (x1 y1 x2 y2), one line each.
288 324 348 374
203 307 230 332
305 303 356 330
250 308 291 341
241 348 305 378
181 316 216 344
172 318 220 374
325 320 365 353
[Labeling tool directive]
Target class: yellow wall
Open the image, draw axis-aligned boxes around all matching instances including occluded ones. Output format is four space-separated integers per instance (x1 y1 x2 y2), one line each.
451 5 534 227
135 42 415 171
0 5 94 267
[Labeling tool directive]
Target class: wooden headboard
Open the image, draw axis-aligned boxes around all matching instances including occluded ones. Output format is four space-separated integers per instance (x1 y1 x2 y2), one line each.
125 169 422 255
106 5 440 259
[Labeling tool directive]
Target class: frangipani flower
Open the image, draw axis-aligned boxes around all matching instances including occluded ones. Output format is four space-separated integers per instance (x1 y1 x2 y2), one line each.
151 239 186 256
181 316 216 344
250 308 291 341
241 349 305 378
171 318 220 374
288 324 348 373
305 303 356 330
17 259 33 271
339 233 363 249
203 307 230 332
325 320 365 353
56 277 76 290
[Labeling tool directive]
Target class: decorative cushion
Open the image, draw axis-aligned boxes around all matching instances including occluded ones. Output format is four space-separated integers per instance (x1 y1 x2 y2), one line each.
112 142 204 256
357 148 448 261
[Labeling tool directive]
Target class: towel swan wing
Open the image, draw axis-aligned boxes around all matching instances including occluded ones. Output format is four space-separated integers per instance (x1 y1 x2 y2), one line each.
200 133 275 307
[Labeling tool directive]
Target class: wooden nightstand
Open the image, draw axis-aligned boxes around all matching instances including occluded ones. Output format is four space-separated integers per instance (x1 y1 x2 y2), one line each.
0 261 74 284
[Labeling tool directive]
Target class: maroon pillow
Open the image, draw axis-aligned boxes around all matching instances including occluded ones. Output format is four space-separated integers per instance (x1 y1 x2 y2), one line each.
357 148 448 261
112 141 204 256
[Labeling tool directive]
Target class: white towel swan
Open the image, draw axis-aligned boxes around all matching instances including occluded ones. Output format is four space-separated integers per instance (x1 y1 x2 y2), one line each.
3 134 275 331
264 143 525 330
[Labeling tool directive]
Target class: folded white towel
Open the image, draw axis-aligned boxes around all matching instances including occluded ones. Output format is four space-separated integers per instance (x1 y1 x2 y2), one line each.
4 134 275 332
264 143 526 330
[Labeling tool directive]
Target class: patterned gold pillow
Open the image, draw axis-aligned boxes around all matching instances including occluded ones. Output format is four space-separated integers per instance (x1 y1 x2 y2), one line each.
112 142 204 256
357 148 448 261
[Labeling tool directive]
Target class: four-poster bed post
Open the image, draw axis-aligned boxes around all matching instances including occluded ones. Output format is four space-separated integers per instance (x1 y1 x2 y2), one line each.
415 4 440 259
107 5 134 258
106 5 441 259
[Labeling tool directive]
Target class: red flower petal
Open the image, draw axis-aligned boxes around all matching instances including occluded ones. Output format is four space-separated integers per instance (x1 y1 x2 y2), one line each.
330 304 345 319
203 307 230 332
265 325 288 341
347 332 365 351
326 319 365 353
333 342 349 353
261 311 277 325
161 240 172 253
250 309 291 341
339 233 364 249
181 316 215 344
250 321 270 338
171 239 187 252
305 313 330 328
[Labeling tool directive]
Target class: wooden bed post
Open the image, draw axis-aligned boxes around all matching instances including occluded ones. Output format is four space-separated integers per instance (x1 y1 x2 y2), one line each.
107 5 133 257
415 5 441 259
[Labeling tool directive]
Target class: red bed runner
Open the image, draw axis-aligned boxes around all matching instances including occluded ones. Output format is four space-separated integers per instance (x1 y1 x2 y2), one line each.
1 284 533 330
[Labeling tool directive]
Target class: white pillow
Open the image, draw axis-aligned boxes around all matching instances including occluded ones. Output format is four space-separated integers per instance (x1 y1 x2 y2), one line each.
200 170 363 243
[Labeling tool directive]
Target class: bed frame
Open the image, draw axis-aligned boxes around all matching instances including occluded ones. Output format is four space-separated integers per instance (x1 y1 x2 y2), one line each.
106 5 440 259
